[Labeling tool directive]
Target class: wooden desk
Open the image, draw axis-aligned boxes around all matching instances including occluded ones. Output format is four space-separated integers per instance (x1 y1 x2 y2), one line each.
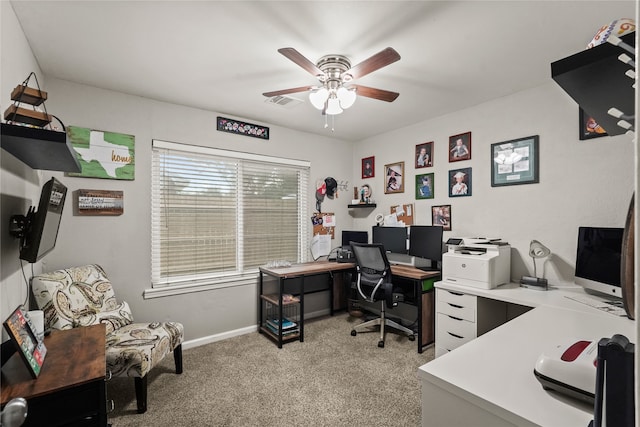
1 324 107 427
258 261 439 353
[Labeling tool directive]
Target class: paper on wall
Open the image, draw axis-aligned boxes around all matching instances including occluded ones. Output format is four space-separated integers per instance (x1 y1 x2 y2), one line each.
310 234 331 259
322 214 336 227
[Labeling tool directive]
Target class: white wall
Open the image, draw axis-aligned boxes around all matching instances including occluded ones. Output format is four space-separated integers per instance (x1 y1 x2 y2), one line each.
352 81 634 286
0 2 48 320
26 77 354 342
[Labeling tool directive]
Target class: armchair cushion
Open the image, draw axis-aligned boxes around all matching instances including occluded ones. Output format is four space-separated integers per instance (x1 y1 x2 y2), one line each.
75 301 134 334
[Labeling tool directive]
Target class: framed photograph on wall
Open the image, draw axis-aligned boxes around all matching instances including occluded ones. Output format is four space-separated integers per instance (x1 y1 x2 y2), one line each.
384 162 404 194
415 142 433 168
415 173 434 199
431 205 451 231
579 108 608 140
362 156 375 179
449 167 472 197
449 132 471 162
491 135 539 187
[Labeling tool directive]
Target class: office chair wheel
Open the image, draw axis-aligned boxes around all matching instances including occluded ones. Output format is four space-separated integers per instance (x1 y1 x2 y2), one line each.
408 335 416 341
378 340 384 348
351 330 357 336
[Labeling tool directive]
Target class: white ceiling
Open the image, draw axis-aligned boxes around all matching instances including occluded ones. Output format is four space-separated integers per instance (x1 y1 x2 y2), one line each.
9 1 636 141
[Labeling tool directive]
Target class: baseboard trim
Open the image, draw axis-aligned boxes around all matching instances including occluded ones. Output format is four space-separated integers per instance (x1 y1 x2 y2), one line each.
181 308 333 350
183 324 257 350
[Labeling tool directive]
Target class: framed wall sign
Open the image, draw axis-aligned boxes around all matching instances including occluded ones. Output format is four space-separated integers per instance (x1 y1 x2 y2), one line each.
491 135 540 187
75 189 124 216
217 116 269 140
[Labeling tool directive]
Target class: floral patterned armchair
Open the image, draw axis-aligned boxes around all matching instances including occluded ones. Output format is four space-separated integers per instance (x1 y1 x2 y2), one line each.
31 264 184 414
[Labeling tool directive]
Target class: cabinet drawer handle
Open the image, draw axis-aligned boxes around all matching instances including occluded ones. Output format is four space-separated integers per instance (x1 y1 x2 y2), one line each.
448 291 464 296
447 303 463 309
448 315 463 321
448 332 464 339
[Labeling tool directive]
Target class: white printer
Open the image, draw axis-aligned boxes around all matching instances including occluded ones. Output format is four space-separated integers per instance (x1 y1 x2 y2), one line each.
442 238 511 289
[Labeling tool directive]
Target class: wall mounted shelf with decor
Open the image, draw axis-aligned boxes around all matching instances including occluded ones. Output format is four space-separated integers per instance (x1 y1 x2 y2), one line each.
1 74 80 172
551 32 634 136
347 203 377 208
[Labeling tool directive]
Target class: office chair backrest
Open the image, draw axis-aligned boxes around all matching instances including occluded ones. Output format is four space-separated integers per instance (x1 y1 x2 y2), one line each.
351 242 390 284
351 242 394 306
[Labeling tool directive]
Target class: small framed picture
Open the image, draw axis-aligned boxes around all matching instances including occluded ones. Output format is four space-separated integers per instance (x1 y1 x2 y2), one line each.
449 132 471 162
449 167 472 197
384 162 404 194
491 135 539 187
415 173 434 199
579 108 608 140
415 142 433 168
431 205 452 231
362 156 375 179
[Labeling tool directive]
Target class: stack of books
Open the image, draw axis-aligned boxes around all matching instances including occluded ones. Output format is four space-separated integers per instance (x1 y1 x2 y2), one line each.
265 317 298 336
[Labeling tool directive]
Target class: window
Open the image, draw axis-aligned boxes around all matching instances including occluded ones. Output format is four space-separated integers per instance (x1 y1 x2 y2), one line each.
151 140 310 293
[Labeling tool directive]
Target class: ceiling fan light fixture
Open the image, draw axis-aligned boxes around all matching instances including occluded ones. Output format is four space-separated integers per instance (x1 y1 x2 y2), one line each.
309 87 329 110
326 97 343 115
337 86 356 109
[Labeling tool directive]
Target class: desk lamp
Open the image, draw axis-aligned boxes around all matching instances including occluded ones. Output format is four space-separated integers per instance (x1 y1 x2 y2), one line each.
520 240 551 290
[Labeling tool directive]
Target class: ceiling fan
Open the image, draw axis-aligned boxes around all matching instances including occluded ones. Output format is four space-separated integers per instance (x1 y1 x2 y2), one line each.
263 47 401 116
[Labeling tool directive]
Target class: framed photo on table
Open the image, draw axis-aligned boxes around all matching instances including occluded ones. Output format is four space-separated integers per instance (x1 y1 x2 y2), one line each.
491 135 539 187
362 156 375 179
2 306 47 378
384 162 404 194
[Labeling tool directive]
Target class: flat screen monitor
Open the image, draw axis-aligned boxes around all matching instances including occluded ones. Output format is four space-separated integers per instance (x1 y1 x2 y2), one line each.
18 177 68 263
341 230 368 249
408 225 444 267
574 226 624 299
372 226 407 254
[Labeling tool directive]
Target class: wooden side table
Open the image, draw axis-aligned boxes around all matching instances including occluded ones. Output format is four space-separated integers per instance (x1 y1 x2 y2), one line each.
1 324 107 427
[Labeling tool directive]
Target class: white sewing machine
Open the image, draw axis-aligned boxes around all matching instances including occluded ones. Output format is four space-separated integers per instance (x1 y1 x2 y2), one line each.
442 238 511 289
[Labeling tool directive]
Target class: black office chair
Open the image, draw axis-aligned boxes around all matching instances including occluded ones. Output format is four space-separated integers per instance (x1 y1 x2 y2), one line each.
349 242 415 348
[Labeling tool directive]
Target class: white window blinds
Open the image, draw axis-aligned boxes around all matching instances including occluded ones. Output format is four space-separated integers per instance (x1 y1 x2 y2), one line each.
151 140 309 288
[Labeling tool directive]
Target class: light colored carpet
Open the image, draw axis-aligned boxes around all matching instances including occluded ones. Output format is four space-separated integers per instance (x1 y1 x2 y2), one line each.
107 313 434 426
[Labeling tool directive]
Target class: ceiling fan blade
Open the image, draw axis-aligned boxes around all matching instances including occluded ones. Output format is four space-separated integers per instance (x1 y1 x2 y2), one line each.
278 48 324 77
263 86 315 97
346 47 400 80
351 84 399 102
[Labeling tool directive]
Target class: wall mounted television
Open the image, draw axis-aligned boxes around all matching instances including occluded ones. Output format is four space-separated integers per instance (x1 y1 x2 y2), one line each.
574 226 624 299
9 177 68 263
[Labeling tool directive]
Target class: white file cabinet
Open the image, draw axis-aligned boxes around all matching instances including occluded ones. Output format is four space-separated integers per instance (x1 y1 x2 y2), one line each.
435 287 508 357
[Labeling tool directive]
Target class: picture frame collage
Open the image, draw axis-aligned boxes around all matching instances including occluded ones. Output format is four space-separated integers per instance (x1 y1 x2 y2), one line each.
359 132 540 230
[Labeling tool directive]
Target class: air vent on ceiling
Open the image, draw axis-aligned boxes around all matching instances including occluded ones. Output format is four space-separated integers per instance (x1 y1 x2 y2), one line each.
264 95 303 109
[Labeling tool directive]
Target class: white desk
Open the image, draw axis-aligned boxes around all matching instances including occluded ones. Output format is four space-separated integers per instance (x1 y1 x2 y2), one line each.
418 282 636 427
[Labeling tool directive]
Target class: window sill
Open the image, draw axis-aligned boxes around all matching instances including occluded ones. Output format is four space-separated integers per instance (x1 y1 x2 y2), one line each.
143 273 258 299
